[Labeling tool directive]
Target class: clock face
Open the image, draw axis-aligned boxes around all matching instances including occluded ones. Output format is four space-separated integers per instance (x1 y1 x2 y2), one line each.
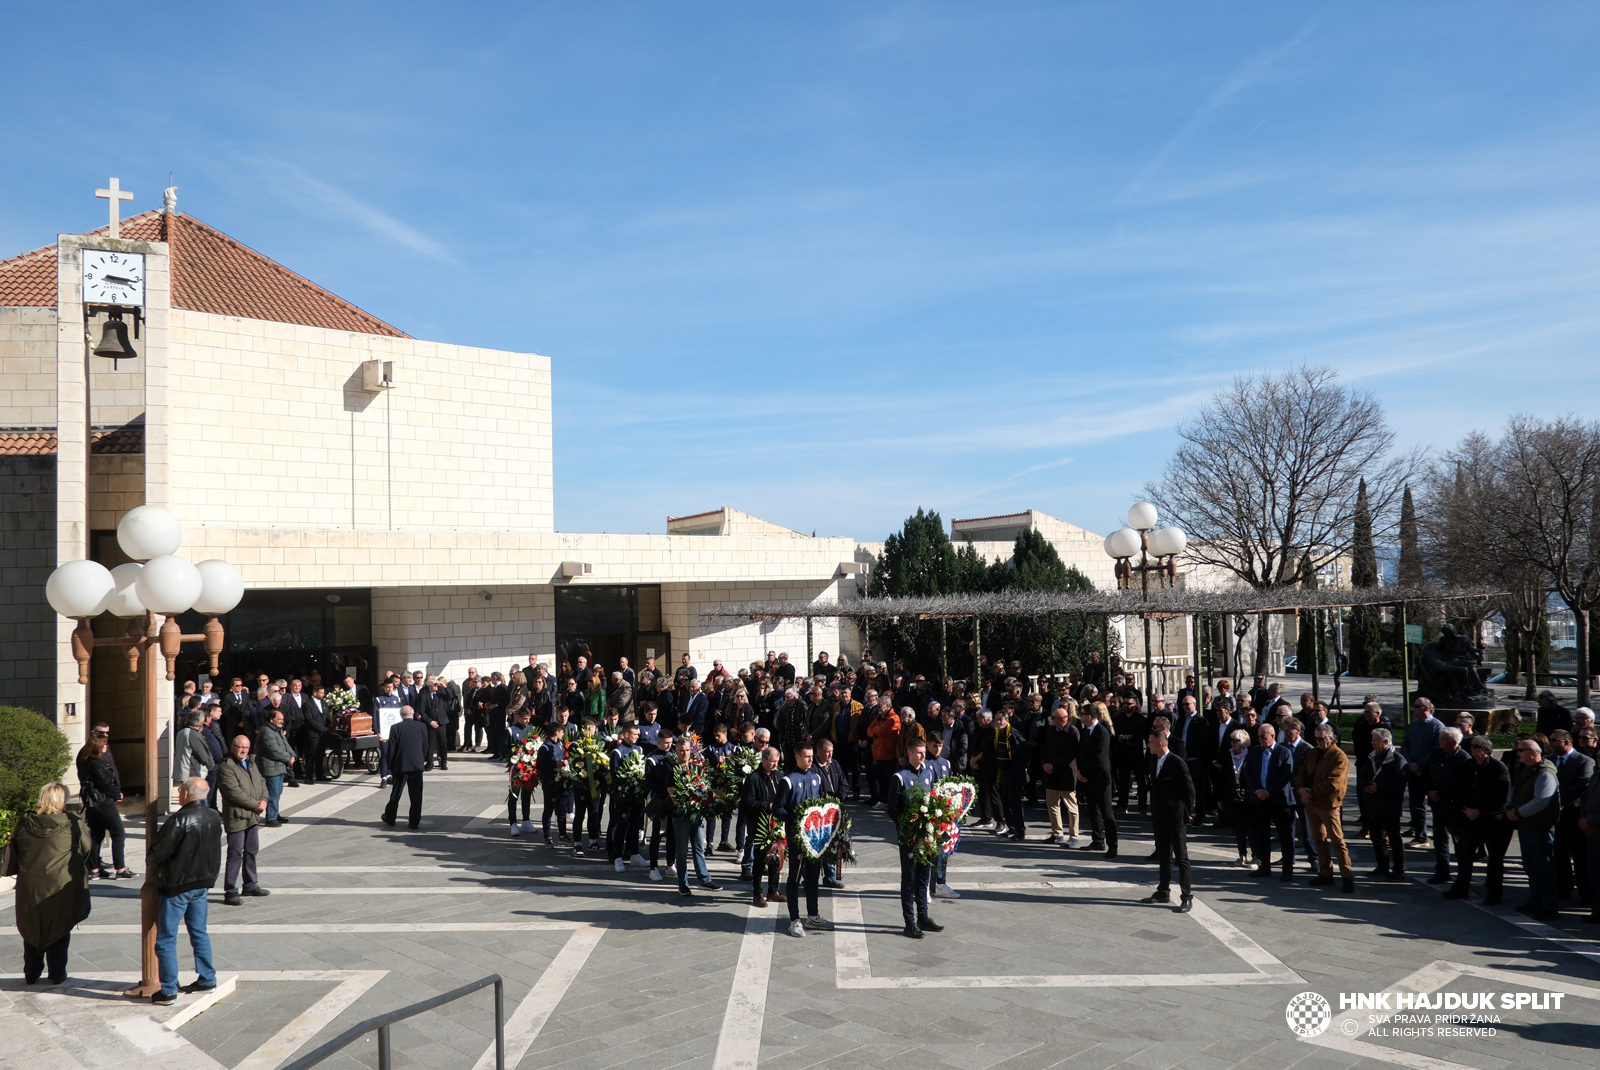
83 250 146 306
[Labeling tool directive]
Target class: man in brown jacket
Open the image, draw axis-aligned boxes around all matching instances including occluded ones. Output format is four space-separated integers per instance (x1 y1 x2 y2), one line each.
218 735 271 906
1296 723 1354 893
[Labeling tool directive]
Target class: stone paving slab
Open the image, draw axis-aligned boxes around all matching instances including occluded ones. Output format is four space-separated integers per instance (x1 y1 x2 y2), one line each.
4 764 1600 1070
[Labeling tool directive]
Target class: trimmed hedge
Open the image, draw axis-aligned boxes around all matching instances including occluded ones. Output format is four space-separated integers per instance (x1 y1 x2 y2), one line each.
0 706 71 820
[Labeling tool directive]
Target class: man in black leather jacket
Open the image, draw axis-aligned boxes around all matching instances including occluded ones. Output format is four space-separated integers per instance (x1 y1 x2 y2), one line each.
149 777 223 1004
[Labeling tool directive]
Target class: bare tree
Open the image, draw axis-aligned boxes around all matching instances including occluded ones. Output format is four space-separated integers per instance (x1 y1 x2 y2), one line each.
1420 432 1539 696
1486 416 1600 707
1144 366 1422 673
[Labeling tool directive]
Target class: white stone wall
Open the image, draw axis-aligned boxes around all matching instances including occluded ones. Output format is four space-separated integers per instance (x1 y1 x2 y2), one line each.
673 578 860 674
164 309 553 534
0 306 145 430
372 584 556 683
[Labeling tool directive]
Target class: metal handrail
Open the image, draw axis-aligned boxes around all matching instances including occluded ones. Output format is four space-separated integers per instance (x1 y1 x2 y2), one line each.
279 973 504 1070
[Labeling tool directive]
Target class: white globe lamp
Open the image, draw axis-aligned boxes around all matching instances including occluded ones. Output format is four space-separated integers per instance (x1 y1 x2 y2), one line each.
193 560 245 615
107 562 147 618
1148 526 1187 558
46 559 116 618
117 504 183 561
1127 502 1159 531
1103 527 1141 560
135 555 203 615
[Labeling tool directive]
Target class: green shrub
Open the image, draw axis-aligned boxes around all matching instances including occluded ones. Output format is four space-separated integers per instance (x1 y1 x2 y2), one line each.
1369 649 1406 679
0 706 71 819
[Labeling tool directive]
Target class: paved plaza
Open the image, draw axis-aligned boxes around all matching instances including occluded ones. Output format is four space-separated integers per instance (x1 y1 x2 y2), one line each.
4 766 1599 1070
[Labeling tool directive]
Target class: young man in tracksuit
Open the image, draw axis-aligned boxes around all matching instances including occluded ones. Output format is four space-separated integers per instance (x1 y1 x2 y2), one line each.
608 723 645 871
645 729 677 882
776 742 834 937
537 726 571 847
705 723 736 854
887 738 941 939
925 734 959 901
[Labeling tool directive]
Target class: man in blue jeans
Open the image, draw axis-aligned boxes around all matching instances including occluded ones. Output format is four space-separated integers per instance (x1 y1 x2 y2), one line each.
148 777 223 1004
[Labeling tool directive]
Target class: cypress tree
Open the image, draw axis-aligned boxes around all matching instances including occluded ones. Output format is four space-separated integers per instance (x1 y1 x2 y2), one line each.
1348 478 1383 676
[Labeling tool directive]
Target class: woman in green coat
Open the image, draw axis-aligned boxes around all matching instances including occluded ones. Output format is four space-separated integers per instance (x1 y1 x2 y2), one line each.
5 782 92 985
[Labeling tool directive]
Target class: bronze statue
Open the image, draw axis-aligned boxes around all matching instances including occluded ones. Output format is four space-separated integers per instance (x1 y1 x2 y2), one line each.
1416 623 1491 707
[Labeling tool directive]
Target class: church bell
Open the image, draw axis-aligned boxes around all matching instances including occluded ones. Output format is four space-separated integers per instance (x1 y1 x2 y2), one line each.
92 311 136 367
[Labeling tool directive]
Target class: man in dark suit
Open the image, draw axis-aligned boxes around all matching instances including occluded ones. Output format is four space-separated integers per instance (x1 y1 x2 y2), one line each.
417 678 451 771
1173 695 1214 825
1549 729 1595 904
281 679 309 788
381 706 430 830
1141 726 1195 911
1241 722 1297 880
303 686 331 782
1074 704 1117 858
221 678 254 745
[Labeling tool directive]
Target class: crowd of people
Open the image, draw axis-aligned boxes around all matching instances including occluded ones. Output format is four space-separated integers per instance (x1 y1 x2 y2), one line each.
13 648 1600 999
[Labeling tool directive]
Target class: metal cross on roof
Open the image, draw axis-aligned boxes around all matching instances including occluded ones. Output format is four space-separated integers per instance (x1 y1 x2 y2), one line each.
95 177 134 238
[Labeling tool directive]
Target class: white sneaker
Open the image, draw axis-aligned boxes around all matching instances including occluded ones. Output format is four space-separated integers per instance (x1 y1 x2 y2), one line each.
935 883 962 900
1046 833 1063 845
788 919 806 938
994 824 1009 837
648 868 663 882
1066 836 1082 849
613 859 626 872
630 854 648 868
664 866 678 880
510 823 522 837
803 915 834 931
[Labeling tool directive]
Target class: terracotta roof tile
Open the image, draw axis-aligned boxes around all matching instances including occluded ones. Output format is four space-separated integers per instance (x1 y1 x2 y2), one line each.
0 421 146 456
0 431 57 456
0 210 407 337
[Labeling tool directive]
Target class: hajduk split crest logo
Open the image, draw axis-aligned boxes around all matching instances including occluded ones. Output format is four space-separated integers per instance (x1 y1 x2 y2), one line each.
1285 991 1332 1037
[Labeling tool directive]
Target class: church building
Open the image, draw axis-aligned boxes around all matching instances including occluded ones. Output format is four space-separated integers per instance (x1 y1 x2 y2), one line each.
0 186 866 794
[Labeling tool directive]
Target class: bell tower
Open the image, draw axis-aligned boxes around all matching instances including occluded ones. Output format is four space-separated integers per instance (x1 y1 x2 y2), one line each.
54 179 172 766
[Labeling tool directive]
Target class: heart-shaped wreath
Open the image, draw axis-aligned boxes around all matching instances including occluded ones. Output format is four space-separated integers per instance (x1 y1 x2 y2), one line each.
796 797 843 861
934 775 977 821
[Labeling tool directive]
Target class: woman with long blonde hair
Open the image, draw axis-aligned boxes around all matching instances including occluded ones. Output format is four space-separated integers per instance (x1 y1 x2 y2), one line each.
6 783 91 985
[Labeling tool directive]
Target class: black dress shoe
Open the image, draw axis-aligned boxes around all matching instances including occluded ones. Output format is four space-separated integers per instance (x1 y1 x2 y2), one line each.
181 980 217 993
1177 897 1193 913
380 815 396 826
1385 871 1407 883
1141 891 1171 904
1102 848 1118 860
917 916 944 932
242 886 270 897
223 892 243 906
1253 867 1272 878
903 923 924 939
1308 874 1335 886
152 990 178 1005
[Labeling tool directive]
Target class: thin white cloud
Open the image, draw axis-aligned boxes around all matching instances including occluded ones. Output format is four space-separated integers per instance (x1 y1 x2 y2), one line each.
1122 12 1325 205
246 156 460 265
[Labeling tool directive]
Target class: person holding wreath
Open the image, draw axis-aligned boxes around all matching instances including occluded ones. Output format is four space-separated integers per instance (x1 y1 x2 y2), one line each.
887 738 941 939
776 742 833 937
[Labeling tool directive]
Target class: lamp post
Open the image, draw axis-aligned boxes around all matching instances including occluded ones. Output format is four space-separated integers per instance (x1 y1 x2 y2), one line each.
45 504 243 999
1103 502 1187 713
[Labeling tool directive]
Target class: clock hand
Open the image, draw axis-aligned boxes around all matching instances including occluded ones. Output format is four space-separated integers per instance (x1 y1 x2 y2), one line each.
102 274 135 285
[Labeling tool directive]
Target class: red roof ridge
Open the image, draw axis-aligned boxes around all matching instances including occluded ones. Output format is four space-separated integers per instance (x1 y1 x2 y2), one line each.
0 209 407 338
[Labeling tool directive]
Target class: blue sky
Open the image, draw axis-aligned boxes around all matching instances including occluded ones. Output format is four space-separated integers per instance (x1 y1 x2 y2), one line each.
4 3 1597 542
